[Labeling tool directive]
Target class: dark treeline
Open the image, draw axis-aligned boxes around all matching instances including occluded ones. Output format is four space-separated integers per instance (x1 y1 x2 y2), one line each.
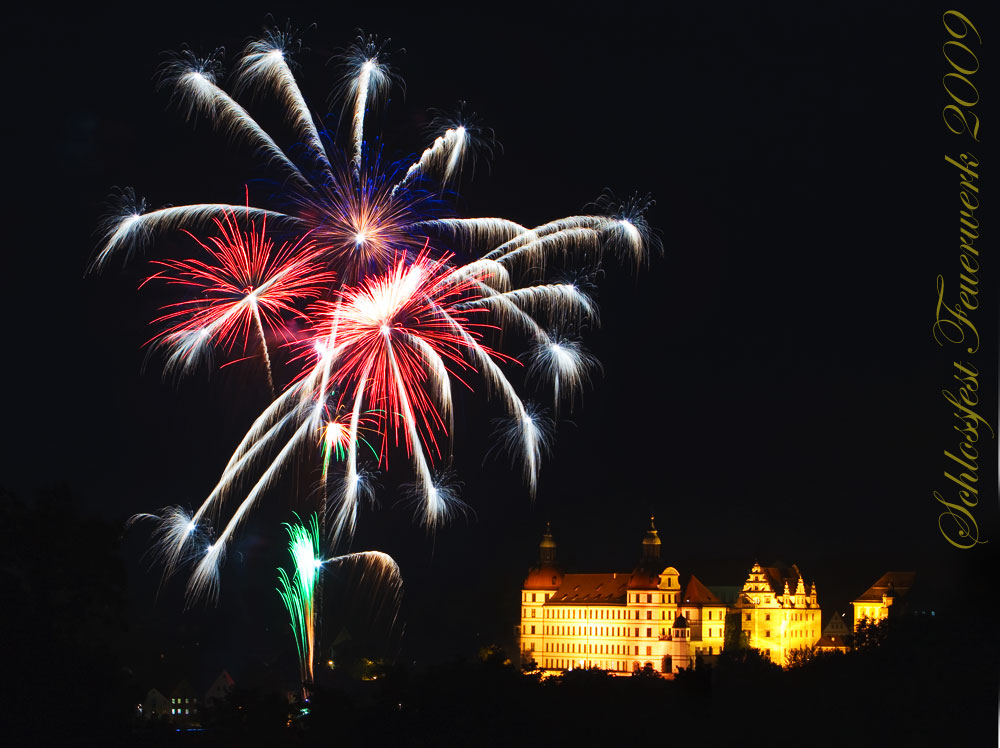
3 486 997 746
129 613 994 747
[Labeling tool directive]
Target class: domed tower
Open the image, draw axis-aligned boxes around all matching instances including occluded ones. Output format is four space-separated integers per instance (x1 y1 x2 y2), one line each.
666 613 693 673
519 524 563 667
628 516 662 590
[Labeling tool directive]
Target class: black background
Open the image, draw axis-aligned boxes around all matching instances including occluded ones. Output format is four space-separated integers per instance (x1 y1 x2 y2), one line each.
3 0 995 709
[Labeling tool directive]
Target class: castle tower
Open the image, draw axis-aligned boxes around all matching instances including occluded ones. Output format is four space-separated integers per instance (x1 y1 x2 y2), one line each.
641 515 661 563
539 522 557 565
519 524 564 667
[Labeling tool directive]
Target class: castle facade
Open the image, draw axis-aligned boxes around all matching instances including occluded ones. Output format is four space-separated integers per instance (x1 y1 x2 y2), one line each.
519 521 823 674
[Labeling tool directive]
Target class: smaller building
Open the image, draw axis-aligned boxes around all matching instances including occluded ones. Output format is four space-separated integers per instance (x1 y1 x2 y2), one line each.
140 688 170 720
850 571 916 631
169 680 200 726
205 670 235 708
815 611 852 653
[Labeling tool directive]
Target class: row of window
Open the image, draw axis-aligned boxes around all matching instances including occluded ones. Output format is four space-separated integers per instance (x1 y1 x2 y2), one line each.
539 626 660 638
547 642 643 655
171 698 196 705
538 607 713 620
754 629 817 639
525 624 724 639
744 612 818 622
523 593 552 603
543 659 653 671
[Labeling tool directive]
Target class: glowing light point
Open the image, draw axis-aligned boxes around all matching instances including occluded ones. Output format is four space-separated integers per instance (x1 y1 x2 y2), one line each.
354 231 367 245
619 219 641 242
185 521 196 535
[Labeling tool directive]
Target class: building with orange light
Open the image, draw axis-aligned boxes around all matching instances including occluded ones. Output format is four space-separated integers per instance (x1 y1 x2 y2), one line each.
734 562 822 664
849 571 916 630
518 521 823 673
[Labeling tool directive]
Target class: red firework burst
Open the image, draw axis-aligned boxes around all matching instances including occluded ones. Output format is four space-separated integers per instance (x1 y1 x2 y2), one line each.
146 210 334 379
306 245 509 464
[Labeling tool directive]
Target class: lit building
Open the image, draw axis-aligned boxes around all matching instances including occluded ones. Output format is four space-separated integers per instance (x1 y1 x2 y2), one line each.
850 571 916 630
518 521 822 673
734 562 822 664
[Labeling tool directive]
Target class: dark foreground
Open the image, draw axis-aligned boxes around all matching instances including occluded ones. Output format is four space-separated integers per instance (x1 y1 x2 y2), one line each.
11 614 999 748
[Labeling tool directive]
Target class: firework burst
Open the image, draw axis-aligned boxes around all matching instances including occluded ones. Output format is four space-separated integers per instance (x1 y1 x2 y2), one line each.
277 512 403 696
144 209 332 386
107 26 657 605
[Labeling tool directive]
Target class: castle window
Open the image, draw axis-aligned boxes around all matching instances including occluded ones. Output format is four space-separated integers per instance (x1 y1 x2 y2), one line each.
531 609 536 618
745 613 751 621
646 628 652 637
646 611 652 620
765 630 771 637
530 626 535 635
531 593 536 602
765 614 770 621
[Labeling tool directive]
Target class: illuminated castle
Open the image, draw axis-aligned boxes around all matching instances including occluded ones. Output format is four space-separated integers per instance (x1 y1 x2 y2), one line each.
518 521 823 673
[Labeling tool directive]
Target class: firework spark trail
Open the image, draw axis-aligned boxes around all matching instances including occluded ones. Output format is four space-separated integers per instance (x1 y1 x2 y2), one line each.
161 52 310 188
336 34 397 178
235 33 333 179
188 416 317 604
526 334 600 417
277 513 321 690
92 201 299 274
393 127 466 196
331 375 370 546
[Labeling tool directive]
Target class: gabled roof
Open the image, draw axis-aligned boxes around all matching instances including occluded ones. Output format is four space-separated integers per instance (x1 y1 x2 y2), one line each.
815 633 850 649
761 565 802 596
852 571 916 603
681 574 723 605
544 573 629 605
822 611 851 637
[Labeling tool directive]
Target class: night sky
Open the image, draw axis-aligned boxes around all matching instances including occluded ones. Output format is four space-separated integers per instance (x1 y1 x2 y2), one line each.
4 2 995 696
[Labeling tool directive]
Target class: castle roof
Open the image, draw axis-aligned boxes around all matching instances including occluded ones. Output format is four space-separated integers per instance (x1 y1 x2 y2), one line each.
524 564 564 590
760 564 803 596
853 571 916 602
815 633 850 649
544 573 629 605
681 574 724 605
